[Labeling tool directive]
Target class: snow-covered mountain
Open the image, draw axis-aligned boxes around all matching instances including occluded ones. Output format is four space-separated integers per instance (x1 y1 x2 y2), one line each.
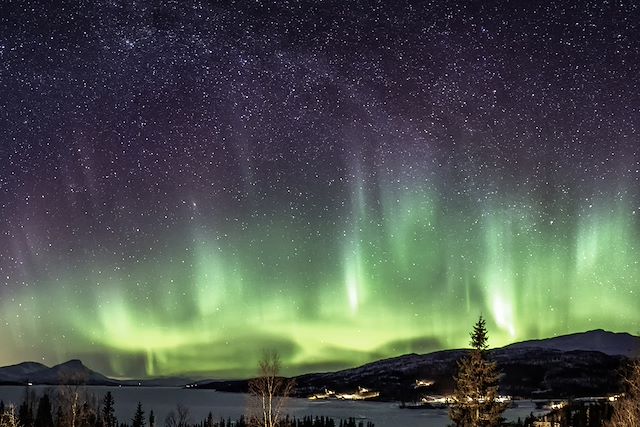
0 362 48 383
0 359 119 385
200 330 639 399
1 330 637 395
0 359 192 387
504 329 640 357
31 359 119 385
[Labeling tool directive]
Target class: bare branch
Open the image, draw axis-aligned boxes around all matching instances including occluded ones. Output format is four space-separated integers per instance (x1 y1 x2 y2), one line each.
609 359 640 427
247 350 295 427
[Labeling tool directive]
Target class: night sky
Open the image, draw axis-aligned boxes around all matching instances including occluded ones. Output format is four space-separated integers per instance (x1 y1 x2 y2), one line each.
1 1 639 379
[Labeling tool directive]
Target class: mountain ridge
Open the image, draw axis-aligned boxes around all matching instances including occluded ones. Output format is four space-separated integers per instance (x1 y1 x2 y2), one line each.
197 329 639 399
1 329 637 394
503 329 640 357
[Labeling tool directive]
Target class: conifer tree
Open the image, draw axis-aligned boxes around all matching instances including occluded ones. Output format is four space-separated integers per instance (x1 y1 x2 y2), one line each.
34 394 53 427
102 392 116 427
18 386 35 427
131 402 145 427
449 316 508 427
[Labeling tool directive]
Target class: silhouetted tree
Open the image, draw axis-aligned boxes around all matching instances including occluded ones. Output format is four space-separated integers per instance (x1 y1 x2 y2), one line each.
148 410 154 427
18 386 35 427
102 392 117 427
34 394 53 427
163 405 190 427
449 316 508 427
17 403 31 427
131 403 145 427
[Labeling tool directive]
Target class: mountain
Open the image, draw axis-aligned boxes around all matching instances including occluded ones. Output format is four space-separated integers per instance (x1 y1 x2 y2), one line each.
118 377 197 387
0 360 190 386
198 330 639 400
504 329 640 357
0 359 120 386
30 359 120 385
0 362 48 384
1 330 637 395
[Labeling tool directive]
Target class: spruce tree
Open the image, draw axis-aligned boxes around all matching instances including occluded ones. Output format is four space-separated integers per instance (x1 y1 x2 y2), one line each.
102 391 117 427
449 316 508 427
34 394 54 427
18 399 33 427
131 402 145 427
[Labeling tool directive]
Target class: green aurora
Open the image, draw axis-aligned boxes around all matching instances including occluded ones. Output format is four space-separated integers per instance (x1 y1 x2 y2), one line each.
1 0 639 379
2 178 638 378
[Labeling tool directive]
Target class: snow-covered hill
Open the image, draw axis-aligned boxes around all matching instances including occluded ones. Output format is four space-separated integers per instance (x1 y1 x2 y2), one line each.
1 329 637 395
0 362 48 383
200 330 639 399
0 359 120 385
504 329 640 357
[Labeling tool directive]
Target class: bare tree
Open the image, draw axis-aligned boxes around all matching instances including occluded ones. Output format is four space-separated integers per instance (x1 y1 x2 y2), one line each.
609 359 640 427
247 350 295 427
0 405 21 427
55 371 96 427
164 404 190 427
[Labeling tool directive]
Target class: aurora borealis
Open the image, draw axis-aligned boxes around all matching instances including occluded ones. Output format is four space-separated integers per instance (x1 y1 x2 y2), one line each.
0 1 639 379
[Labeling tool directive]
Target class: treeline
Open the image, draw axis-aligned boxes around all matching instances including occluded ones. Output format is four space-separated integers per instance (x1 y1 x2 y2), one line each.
187 415 374 427
508 401 614 427
282 416 374 427
0 384 101 427
0 387 374 427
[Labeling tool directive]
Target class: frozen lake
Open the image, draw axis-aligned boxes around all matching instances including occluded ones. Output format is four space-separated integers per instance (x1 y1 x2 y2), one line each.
0 386 545 427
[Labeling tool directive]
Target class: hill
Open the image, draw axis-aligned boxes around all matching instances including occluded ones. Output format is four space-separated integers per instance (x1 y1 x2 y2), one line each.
1 329 637 398
504 329 640 357
198 330 639 400
0 362 48 384
0 359 119 386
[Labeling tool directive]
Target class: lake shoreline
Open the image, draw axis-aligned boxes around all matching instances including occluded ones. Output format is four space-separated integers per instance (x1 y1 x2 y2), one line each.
0 386 549 427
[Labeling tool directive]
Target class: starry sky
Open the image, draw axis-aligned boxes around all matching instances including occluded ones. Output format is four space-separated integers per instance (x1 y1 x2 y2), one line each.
0 0 639 379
